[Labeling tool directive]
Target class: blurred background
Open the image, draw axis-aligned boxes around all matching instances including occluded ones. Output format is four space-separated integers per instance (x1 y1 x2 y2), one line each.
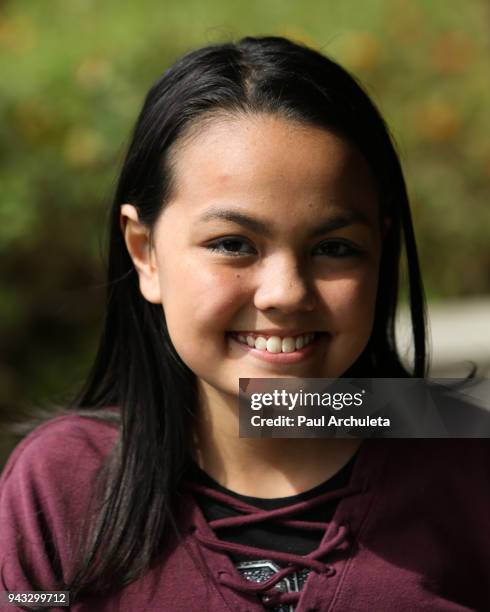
1 0 489 464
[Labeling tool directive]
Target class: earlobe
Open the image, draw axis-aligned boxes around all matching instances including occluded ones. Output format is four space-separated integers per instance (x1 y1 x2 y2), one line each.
120 204 162 304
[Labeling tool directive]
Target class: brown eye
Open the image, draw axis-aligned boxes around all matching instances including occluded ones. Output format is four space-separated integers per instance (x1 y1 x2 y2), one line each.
314 240 361 258
207 238 256 256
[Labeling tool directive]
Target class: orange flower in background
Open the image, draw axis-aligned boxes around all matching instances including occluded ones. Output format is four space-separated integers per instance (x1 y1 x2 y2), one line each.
338 31 383 71
430 30 475 75
386 0 426 46
14 101 54 143
0 14 35 54
76 58 114 90
414 97 462 143
64 128 105 168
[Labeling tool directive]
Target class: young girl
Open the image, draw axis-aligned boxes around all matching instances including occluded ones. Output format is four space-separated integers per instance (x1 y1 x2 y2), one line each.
0 36 488 612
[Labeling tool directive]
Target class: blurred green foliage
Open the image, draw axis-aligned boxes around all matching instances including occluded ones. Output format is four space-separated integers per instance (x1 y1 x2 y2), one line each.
1 0 489 453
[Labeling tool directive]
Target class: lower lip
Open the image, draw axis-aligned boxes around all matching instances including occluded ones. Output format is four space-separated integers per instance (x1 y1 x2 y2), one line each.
228 333 327 364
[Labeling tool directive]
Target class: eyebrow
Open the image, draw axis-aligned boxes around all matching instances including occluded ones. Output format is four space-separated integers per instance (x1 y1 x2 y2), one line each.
198 206 372 237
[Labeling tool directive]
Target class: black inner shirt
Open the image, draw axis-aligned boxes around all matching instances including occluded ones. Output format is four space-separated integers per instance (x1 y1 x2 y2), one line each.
188 452 357 561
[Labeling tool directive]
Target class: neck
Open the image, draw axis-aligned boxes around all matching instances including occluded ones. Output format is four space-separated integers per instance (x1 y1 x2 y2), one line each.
192 379 362 498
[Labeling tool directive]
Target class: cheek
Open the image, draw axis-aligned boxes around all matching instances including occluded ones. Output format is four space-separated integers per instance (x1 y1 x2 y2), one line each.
161 267 249 378
159 263 247 337
318 270 379 375
321 269 378 331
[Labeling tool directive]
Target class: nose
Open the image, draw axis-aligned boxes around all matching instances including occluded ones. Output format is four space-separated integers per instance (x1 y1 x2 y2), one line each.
253 253 316 313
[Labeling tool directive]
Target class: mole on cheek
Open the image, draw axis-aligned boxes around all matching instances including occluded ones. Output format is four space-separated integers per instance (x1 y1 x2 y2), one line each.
236 274 241 279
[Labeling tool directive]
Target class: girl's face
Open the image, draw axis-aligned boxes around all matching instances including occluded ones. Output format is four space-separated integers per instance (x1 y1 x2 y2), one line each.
124 114 383 400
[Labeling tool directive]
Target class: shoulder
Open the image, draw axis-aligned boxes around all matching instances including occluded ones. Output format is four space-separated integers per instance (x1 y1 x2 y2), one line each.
0 411 120 593
426 439 490 489
1 411 119 488
0 411 120 522
377 438 490 477
372 438 490 513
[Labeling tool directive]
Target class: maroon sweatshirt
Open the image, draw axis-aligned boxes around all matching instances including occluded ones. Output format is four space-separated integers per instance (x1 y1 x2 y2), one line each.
0 414 489 611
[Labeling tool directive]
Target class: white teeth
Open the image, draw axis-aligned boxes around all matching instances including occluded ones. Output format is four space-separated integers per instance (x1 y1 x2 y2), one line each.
266 337 282 353
254 336 267 351
233 333 318 353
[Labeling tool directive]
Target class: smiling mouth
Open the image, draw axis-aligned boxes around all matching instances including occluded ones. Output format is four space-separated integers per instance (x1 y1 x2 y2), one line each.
228 331 325 354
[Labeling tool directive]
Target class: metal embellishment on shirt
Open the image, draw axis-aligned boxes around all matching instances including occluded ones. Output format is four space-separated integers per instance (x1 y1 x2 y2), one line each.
235 559 310 612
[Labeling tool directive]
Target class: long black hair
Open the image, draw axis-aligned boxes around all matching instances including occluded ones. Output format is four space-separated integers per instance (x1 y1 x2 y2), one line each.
61 35 427 601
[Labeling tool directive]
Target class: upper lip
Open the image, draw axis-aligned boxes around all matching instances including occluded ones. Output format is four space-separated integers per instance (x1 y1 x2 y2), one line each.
230 329 321 337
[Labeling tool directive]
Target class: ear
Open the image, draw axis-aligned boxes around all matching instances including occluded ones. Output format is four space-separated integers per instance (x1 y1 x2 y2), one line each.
120 204 162 304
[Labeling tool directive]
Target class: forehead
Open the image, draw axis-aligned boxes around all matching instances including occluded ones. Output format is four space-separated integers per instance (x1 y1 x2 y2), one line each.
165 113 379 226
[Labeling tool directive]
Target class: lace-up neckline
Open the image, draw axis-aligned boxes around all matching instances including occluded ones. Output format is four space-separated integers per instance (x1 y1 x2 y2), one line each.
185 480 362 609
